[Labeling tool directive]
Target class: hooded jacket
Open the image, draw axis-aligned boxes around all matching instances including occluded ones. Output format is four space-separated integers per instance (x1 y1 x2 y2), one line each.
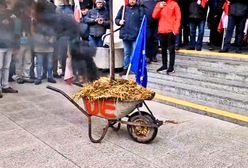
152 0 181 34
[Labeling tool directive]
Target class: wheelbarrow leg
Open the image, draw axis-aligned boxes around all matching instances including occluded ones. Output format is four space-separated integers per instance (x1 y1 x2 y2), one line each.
88 116 110 143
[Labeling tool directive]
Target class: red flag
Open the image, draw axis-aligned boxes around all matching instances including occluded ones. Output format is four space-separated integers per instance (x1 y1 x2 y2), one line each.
217 1 229 33
200 0 208 8
125 0 129 5
74 0 81 23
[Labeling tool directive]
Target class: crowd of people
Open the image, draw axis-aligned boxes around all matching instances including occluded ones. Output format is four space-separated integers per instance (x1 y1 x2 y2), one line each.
0 0 248 99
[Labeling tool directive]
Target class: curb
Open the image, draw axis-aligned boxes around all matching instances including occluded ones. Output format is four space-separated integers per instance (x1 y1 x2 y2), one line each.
154 94 248 126
176 49 248 59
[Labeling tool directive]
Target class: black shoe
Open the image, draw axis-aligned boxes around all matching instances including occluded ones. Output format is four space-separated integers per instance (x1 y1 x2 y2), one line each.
48 78 56 83
151 57 158 62
34 79 42 85
2 87 18 93
187 46 195 50
196 47 202 51
166 69 175 75
119 69 128 76
0 92 2 98
23 79 34 83
156 66 167 72
17 78 25 84
235 48 242 53
53 74 62 79
175 46 180 50
219 49 229 53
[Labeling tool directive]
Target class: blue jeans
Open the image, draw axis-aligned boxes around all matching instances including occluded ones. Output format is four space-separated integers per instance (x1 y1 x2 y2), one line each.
0 48 12 90
189 19 205 50
123 40 136 69
89 35 103 47
35 53 53 80
223 15 246 51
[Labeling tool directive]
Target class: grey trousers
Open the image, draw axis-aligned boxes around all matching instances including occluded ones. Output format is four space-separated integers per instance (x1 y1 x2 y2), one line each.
15 45 32 80
0 48 13 91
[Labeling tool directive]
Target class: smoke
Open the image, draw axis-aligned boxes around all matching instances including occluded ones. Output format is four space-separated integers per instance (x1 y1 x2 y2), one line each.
0 0 99 82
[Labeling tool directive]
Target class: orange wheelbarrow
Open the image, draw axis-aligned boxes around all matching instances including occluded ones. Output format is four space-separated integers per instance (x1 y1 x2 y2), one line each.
47 85 163 143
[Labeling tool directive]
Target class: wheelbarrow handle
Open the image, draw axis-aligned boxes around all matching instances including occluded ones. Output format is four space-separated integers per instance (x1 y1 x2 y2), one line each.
46 85 89 117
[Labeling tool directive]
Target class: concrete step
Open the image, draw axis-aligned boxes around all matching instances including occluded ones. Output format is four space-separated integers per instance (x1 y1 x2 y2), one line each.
148 62 248 82
148 72 248 114
147 79 248 116
148 71 248 96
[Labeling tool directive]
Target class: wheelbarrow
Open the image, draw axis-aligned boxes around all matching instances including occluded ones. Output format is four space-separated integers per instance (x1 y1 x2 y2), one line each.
47 85 163 143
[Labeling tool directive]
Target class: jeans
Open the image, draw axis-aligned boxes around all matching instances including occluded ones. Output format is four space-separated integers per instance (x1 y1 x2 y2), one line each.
35 53 53 80
89 35 103 47
189 19 205 50
146 26 159 60
176 24 190 47
15 45 32 80
158 33 176 70
55 36 69 74
223 15 246 51
123 40 136 69
0 48 12 90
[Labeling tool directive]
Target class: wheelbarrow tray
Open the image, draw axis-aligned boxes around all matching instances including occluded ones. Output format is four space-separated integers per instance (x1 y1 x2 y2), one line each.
82 98 142 120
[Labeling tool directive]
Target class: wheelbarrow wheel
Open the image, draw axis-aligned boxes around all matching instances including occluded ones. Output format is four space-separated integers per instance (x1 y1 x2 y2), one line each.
127 111 158 143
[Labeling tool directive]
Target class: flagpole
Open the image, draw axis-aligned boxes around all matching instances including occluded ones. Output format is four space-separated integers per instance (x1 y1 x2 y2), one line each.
221 28 226 50
109 0 115 80
125 63 132 79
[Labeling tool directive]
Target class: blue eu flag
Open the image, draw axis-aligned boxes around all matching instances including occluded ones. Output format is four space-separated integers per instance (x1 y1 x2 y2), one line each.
130 16 147 87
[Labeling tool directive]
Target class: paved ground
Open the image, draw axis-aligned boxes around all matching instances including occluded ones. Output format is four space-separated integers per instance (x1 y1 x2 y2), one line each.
1 80 248 168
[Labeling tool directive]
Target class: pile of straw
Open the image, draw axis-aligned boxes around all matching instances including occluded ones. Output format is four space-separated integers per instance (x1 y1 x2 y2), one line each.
73 77 155 101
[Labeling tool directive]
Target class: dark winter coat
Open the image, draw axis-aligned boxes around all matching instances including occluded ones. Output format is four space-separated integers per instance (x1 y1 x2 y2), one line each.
85 7 110 38
229 0 248 17
139 0 157 26
115 4 143 41
188 0 208 20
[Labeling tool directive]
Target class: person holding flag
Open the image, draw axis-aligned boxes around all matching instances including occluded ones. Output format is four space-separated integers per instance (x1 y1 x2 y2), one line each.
152 0 181 75
115 0 144 76
220 0 248 53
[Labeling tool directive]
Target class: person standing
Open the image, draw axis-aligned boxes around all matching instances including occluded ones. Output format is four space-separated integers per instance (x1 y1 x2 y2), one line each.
152 0 181 74
187 0 208 51
139 0 159 63
0 0 18 98
220 0 248 53
85 0 110 47
207 0 225 50
115 0 143 76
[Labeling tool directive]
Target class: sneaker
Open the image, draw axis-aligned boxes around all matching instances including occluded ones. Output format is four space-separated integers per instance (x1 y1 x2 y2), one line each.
48 78 56 83
17 78 25 84
34 79 42 85
156 65 167 72
166 69 175 75
2 87 18 93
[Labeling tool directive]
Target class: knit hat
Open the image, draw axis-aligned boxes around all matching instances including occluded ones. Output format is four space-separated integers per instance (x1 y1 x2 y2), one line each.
95 0 105 4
